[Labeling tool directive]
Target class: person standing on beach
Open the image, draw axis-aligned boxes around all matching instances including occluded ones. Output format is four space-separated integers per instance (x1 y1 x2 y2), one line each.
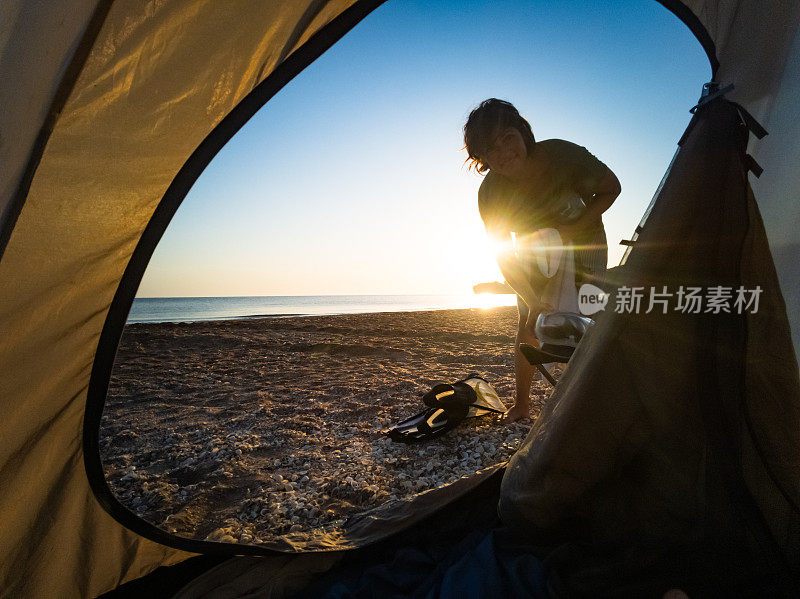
463 99 621 422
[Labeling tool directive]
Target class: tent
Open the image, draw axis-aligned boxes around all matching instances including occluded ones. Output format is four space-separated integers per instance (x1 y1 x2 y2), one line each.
1 1 799 597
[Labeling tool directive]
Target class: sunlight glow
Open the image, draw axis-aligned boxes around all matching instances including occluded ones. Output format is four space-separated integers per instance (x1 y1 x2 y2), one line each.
488 235 514 259
471 293 517 310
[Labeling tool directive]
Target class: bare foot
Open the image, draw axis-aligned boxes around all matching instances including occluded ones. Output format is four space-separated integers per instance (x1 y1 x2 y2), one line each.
502 403 530 423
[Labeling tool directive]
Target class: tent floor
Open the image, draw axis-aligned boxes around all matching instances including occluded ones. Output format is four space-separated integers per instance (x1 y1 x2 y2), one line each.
97 555 229 599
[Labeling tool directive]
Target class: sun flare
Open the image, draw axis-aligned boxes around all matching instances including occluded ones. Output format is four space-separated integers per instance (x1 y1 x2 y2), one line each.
471 292 517 310
487 235 514 259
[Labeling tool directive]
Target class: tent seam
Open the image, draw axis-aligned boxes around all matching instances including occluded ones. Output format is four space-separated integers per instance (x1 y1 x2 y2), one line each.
0 0 116 263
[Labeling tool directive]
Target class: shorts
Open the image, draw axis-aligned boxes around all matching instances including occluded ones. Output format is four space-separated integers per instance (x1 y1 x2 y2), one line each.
517 227 608 321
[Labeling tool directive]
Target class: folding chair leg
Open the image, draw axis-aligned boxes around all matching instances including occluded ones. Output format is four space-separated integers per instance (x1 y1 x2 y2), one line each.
537 363 557 387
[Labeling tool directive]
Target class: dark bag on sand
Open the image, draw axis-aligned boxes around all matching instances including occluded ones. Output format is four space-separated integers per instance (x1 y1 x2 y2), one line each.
385 374 505 443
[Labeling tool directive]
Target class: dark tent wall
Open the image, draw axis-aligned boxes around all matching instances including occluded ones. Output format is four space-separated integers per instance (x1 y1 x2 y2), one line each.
748 28 800 366
1 1 800 598
500 97 800 595
694 0 800 364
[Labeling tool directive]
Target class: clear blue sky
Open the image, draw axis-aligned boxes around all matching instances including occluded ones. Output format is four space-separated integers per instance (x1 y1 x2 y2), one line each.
137 0 710 298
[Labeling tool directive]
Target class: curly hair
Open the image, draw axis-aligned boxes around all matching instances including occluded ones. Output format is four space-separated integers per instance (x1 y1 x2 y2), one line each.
463 99 536 174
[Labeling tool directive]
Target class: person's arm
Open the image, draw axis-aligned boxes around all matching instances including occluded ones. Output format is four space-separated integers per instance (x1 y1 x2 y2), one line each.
560 166 621 240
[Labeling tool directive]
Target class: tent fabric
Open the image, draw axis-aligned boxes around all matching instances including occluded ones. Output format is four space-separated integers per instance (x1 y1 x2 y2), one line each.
172 553 346 599
500 97 800 596
0 0 103 233
2 1 800 598
747 25 800 373
293 529 550 599
0 2 364 597
689 0 800 124
690 0 800 367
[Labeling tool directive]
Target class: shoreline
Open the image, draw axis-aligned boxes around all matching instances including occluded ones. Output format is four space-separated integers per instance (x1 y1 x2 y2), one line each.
126 294 518 325
127 305 513 325
101 306 555 546
128 312 308 324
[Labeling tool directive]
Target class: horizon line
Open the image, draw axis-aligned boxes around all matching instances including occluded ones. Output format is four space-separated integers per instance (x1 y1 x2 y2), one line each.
134 291 515 300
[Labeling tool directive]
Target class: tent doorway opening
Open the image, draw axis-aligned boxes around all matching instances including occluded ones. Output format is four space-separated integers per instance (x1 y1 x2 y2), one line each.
96 0 709 550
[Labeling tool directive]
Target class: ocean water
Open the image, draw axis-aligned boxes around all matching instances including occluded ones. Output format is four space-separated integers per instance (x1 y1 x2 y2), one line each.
128 294 517 324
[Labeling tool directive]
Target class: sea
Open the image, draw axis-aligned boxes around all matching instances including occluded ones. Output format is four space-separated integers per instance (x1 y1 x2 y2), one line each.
128 294 517 324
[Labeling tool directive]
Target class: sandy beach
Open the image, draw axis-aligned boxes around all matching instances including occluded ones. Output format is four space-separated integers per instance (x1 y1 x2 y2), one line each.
100 306 558 546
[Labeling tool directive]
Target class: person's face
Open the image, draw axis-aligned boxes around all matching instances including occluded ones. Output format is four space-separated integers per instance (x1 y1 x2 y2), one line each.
483 125 528 179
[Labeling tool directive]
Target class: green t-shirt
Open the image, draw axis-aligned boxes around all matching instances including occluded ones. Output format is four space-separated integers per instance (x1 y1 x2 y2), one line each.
477 139 608 243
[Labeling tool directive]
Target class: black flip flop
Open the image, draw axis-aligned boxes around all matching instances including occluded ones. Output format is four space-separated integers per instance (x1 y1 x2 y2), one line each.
386 405 453 443
386 381 480 443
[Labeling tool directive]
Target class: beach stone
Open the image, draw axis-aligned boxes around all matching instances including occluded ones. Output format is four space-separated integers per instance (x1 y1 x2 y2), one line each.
100 305 533 545
205 527 232 542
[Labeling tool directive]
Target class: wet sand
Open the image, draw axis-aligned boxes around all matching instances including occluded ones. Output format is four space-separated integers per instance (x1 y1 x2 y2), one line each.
100 306 557 546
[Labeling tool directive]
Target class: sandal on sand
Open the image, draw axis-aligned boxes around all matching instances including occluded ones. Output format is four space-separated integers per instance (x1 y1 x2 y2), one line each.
385 375 504 443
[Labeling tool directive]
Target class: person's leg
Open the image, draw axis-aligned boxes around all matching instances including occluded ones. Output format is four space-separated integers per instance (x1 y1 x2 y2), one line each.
504 298 540 423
